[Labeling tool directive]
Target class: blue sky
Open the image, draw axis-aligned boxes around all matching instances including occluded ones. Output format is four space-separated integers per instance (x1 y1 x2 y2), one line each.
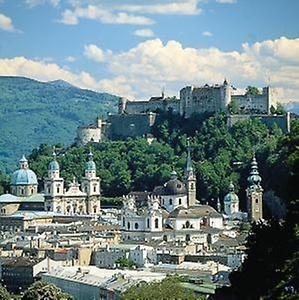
0 0 299 102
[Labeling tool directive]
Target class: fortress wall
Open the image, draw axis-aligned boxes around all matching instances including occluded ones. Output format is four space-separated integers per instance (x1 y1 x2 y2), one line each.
125 99 180 115
227 114 290 133
107 113 157 139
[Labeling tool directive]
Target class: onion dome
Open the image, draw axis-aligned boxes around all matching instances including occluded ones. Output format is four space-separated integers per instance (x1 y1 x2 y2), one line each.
11 156 38 185
247 156 262 186
224 182 239 203
85 151 96 171
48 151 59 171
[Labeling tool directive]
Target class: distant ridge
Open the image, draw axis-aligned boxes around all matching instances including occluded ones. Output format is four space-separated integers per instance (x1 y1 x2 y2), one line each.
48 79 76 89
0 76 118 173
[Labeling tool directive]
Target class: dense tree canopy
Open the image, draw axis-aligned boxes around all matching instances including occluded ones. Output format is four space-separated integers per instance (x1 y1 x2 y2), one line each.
0 112 287 216
121 276 199 300
21 281 73 300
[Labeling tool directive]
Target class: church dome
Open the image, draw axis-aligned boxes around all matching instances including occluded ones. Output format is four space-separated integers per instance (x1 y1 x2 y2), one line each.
224 182 239 203
11 155 38 185
224 192 239 203
11 169 38 185
48 160 59 171
164 179 187 196
85 151 96 171
48 151 59 171
86 160 96 171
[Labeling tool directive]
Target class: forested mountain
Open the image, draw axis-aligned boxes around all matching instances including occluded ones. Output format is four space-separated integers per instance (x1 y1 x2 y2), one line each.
0 76 118 173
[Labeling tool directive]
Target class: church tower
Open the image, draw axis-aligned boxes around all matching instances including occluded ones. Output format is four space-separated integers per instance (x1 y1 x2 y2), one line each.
44 150 64 212
183 141 197 207
81 151 101 215
44 151 64 197
246 156 263 222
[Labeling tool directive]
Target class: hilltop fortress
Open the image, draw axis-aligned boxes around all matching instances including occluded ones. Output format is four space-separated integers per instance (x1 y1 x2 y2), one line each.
76 80 289 145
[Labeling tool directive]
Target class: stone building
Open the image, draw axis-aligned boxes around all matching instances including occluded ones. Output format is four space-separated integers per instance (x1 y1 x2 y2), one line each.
44 151 101 216
246 156 263 222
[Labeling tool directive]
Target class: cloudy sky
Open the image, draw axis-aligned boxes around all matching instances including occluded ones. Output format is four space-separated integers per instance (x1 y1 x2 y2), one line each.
0 0 299 102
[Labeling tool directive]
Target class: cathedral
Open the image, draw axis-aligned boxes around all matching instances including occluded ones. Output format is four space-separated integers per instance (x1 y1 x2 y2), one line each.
0 152 101 217
43 151 101 215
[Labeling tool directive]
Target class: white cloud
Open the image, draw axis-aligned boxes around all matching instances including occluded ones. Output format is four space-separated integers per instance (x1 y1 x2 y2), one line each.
134 28 155 38
65 56 76 63
216 0 236 3
118 0 202 15
202 31 213 37
84 44 105 62
0 13 16 32
25 0 60 8
60 5 154 25
1 37 299 103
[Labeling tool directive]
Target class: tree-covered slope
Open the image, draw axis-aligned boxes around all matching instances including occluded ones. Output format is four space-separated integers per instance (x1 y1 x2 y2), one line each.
0 76 118 173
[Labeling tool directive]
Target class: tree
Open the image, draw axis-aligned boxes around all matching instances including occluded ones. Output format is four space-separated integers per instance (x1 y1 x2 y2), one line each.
22 281 73 300
0 285 11 300
245 86 261 96
275 102 287 115
227 98 239 114
115 257 136 268
121 276 198 300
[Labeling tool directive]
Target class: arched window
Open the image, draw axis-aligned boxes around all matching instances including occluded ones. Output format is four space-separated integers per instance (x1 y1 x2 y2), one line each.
123 217 125 227
155 218 159 229
93 206 97 213
147 219 150 228
93 185 97 192
128 222 130 230
186 234 191 242
135 223 139 230
186 221 190 228
191 183 194 189
57 187 60 194
169 198 172 205
179 198 182 205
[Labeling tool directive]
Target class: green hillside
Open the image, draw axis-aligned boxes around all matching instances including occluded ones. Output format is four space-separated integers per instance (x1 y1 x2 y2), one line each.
0 76 118 173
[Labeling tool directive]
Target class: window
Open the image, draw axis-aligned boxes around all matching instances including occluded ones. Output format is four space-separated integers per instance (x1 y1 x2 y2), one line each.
255 198 259 204
134 223 139 230
147 219 150 228
128 222 130 230
191 183 194 189
57 187 60 193
186 221 190 228
179 198 182 205
123 218 125 227
169 198 173 205
94 206 97 213
94 186 96 192
155 218 159 229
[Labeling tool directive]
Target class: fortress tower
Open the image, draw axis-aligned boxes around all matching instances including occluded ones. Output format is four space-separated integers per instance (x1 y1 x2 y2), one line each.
118 97 128 114
220 79 232 111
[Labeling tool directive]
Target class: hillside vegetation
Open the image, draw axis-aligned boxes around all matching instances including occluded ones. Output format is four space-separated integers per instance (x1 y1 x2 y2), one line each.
0 76 118 173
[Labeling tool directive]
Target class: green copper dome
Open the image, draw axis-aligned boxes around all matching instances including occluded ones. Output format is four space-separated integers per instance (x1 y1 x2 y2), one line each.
86 151 96 171
224 182 239 203
247 156 262 186
48 151 59 171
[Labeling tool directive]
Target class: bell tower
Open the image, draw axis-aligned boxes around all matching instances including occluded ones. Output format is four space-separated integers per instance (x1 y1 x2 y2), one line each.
183 140 197 207
81 151 101 215
246 156 263 222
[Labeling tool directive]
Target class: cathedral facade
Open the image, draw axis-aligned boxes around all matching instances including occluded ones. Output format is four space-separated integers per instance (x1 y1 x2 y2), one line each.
44 151 101 216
